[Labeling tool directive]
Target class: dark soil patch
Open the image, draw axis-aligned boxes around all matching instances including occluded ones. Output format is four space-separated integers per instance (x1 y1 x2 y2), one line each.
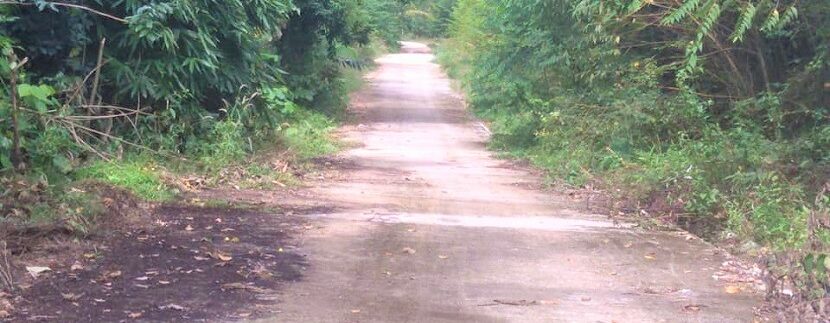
310 156 362 171
7 204 314 322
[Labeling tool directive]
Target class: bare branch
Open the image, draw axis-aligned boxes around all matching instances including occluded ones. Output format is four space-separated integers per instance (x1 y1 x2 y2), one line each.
0 1 127 23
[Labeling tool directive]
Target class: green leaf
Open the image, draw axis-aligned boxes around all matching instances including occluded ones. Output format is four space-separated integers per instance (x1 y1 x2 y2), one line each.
17 84 55 101
52 155 73 174
0 154 11 170
0 135 10 149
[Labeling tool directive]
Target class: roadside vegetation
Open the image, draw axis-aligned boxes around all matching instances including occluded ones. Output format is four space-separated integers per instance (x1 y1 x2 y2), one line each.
3 0 829 319
0 1 408 253
437 0 829 318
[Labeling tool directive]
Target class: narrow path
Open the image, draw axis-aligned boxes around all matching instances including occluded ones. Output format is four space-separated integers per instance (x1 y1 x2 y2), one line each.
268 42 758 322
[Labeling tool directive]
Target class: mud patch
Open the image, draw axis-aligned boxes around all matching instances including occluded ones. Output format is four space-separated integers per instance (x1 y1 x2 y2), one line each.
9 204 313 322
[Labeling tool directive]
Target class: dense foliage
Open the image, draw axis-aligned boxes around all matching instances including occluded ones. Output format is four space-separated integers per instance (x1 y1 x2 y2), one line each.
0 0 407 234
400 0 455 38
439 0 828 316
0 0 404 172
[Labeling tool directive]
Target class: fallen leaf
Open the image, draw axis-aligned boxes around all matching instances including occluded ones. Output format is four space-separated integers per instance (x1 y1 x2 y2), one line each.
682 304 706 313
724 285 741 294
158 304 187 311
221 282 268 293
438 255 449 259
623 242 633 248
61 293 84 301
351 309 361 314
207 251 233 262
26 266 51 278
642 287 660 294
644 253 656 260
70 261 84 271
105 270 122 279
0 310 9 319
128 312 143 318
185 225 194 231
401 247 416 254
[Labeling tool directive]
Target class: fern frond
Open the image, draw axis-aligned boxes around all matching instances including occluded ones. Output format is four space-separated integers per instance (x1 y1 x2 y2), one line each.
775 6 798 30
624 0 646 15
730 3 756 43
697 1 722 41
759 7 780 33
661 0 702 25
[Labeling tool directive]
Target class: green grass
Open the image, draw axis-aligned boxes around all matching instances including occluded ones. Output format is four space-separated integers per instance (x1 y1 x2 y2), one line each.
281 108 340 159
75 160 175 202
340 67 367 94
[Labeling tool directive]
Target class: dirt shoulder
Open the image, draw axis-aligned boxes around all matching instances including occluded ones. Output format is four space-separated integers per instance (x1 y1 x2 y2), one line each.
2 197 323 322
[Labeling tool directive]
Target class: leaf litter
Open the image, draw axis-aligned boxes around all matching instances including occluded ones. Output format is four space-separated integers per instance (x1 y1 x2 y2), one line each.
12 204 312 321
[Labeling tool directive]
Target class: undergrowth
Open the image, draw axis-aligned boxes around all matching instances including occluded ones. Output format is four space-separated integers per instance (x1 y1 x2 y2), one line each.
437 0 829 317
76 160 173 202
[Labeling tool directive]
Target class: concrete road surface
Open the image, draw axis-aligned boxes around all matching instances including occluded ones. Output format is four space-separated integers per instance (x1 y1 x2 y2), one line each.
262 42 758 323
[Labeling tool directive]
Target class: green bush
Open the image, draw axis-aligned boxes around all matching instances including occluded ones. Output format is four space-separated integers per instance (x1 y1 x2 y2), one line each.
0 0 406 175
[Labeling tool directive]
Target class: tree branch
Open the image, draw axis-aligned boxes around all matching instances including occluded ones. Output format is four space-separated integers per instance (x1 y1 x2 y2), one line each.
0 1 127 23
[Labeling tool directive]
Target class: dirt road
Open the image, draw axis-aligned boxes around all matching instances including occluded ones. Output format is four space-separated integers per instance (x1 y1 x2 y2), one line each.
264 42 759 322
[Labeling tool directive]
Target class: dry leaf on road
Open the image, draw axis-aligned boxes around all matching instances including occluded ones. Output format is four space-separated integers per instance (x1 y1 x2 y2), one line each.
221 282 269 294
61 293 83 302
208 251 233 262
26 266 51 279
158 304 187 311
